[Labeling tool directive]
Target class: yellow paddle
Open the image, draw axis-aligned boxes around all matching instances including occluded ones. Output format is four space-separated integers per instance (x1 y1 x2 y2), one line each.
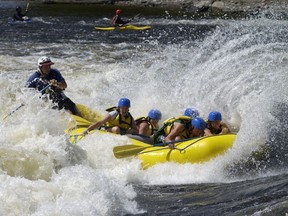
112 139 188 159
112 136 206 159
113 144 157 159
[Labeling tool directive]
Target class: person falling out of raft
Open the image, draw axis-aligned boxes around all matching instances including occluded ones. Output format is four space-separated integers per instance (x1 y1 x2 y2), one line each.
82 98 138 135
204 111 230 136
25 56 81 116
112 9 131 27
154 115 207 149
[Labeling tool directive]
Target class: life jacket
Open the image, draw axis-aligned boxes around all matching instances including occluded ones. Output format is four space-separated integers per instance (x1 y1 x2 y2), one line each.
112 15 123 25
135 116 157 136
105 106 133 130
206 120 222 134
154 116 192 143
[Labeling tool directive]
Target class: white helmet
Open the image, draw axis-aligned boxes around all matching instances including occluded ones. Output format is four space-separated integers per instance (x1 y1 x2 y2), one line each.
38 56 54 67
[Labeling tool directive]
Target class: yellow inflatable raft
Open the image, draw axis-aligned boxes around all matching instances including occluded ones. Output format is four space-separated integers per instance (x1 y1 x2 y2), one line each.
66 104 236 169
137 134 236 169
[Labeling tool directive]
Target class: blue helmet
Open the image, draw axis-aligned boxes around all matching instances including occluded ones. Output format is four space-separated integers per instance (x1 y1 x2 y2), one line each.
118 98 130 108
148 109 162 120
184 107 199 119
191 117 206 130
208 111 222 121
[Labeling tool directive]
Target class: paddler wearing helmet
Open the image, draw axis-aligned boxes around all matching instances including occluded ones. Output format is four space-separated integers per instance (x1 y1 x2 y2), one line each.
183 107 200 119
13 6 28 21
153 115 206 149
135 109 162 136
25 56 80 116
204 111 231 136
112 9 131 26
82 98 138 135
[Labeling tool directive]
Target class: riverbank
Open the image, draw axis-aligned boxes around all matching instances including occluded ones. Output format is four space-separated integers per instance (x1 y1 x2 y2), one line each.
40 0 288 14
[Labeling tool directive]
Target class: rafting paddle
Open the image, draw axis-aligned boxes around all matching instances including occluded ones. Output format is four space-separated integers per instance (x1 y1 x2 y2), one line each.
131 13 141 20
112 136 206 159
25 1 30 12
113 143 165 159
113 138 191 159
2 103 25 120
2 84 51 121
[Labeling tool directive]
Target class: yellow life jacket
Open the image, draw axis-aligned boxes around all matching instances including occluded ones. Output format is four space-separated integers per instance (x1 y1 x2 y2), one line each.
135 116 158 136
105 106 133 130
154 116 192 143
163 115 192 139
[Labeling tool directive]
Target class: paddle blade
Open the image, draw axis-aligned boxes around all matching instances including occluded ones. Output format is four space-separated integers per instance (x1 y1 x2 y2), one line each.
113 145 151 159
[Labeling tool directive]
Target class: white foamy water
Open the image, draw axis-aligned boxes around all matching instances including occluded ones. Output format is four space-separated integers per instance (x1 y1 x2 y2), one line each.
1 4 288 214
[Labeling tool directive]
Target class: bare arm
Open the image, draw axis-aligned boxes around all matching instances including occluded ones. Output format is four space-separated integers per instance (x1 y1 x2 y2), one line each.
164 122 184 143
138 121 150 136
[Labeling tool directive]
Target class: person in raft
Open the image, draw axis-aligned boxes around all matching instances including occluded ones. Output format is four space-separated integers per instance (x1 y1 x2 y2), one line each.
204 111 230 136
82 98 138 135
25 56 80 116
135 109 162 136
183 107 200 119
154 115 206 149
112 9 131 26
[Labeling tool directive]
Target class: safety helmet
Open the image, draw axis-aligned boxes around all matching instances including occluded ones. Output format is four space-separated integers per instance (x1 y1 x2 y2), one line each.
208 111 222 121
184 107 199 119
116 9 122 15
118 98 130 108
16 6 21 12
148 109 162 120
38 56 54 67
191 117 206 130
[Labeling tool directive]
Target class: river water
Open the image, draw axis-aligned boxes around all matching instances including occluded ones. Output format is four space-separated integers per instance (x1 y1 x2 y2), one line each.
1 1 288 216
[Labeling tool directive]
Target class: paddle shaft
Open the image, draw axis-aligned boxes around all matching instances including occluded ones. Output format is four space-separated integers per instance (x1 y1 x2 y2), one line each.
131 13 141 20
113 139 187 159
2 84 50 120
2 104 25 120
26 1 30 11
113 143 165 159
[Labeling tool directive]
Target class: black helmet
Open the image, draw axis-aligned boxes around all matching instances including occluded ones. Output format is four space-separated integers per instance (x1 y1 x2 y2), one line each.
16 6 22 12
